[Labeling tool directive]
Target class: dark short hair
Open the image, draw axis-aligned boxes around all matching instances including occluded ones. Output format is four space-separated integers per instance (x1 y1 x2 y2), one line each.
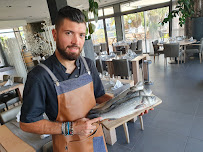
55 6 86 30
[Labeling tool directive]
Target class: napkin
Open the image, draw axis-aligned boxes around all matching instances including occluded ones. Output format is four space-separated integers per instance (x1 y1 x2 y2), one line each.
4 79 13 86
16 111 21 122
112 80 123 90
40 134 50 139
189 37 193 41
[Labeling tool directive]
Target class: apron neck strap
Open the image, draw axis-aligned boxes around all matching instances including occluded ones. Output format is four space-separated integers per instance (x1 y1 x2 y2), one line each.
38 63 59 86
80 56 91 75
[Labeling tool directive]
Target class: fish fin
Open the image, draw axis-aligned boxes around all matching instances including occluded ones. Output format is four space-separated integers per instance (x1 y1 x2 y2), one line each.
88 109 100 114
135 104 145 109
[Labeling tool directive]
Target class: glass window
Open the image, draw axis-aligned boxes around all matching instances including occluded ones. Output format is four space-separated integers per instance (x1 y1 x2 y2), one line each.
104 7 114 16
123 6 169 53
19 26 26 44
105 17 117 51
123 12 144 41
0 29 15 38
145 7 169 41
91 20 106 44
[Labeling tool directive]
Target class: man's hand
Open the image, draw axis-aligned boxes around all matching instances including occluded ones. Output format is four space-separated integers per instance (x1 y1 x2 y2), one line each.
139 108 154 116
73 117 102 136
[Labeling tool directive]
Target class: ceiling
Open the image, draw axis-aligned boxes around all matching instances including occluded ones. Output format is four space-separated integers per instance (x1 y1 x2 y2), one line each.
0 0 169 29
0 0 132 24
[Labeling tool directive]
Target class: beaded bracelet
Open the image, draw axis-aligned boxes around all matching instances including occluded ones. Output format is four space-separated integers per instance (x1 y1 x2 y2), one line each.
62 122 74 136
69 122 74 135
61 122 66 135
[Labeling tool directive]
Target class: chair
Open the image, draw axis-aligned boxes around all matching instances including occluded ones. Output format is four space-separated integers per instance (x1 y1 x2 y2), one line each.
94 45 101 55
96 59 104 74
152 40 164 62
2 77 23 109
112 59 131 79
43 141 53 152
114 51 122 56
14 77 24 83
3 75 10 81
130 42 137 51
100 43 107 52
0 102 6 112
33 60 40 66
163 43 183 65
1 75 16 107
102 61 108 72
185 38 203 63
137 40 143 54
5 97 20 108
0 105 21 124
131 40 142 54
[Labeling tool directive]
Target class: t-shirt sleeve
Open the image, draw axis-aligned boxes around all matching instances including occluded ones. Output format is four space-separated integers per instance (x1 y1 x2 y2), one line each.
20 74 46 123
88 59 105 98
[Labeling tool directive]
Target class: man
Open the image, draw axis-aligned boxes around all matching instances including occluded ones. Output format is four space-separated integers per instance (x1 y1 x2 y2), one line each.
20 5 151 152
20 6 112 152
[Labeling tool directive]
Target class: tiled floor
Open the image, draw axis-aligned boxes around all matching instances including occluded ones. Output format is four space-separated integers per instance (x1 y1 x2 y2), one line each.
107 55 203 152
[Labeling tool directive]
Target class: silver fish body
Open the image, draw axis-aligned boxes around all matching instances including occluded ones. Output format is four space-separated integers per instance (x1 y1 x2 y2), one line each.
100 96 142 120
139 88 152 96
89 89 139 114
87 81 158 120
91 81 143 113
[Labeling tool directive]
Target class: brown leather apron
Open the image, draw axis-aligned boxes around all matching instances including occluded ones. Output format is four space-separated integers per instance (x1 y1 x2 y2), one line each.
39 57 108 152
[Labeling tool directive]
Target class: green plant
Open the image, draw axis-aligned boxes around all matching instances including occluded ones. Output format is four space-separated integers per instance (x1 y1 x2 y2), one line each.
161 0 194 27
83 0 100 40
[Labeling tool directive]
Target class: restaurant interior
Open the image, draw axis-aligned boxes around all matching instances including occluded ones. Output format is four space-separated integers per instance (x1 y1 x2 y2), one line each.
0 0 203 152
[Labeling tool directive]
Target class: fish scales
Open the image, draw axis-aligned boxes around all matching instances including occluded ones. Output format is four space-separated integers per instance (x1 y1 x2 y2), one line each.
91 81 144 113
87 81 157 120
89 89 139 114
100 96 142 120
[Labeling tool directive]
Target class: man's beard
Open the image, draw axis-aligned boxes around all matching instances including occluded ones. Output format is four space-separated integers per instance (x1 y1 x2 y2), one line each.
57 43 82 61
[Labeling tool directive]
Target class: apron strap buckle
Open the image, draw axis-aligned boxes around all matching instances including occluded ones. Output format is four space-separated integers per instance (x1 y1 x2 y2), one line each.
55 80 60 86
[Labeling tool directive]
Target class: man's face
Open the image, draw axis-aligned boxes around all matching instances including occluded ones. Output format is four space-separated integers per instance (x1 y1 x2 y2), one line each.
52 18 86 60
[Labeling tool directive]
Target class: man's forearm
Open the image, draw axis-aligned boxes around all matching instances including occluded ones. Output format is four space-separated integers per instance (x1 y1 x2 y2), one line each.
20 119 62 135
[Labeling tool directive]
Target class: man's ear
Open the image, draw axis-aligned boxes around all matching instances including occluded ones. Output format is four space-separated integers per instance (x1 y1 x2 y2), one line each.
52 29 57 41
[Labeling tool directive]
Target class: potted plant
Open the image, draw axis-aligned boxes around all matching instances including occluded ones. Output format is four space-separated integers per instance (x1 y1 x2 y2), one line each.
82 0 99 64
83 0 99 40
161 0 194 27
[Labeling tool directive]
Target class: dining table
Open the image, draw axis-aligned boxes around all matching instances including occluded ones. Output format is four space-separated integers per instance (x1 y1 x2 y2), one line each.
102 53 149 85
0 120 51 152
157 39 197 63
179 39 197 63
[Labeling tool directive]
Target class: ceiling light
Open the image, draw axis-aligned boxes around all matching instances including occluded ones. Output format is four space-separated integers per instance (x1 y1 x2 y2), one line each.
76 4 83 8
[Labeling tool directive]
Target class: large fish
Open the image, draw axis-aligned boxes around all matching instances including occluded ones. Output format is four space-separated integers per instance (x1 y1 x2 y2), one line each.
87 81 157 120
89 90 139 115
90 81 144 114
88 96 157 120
